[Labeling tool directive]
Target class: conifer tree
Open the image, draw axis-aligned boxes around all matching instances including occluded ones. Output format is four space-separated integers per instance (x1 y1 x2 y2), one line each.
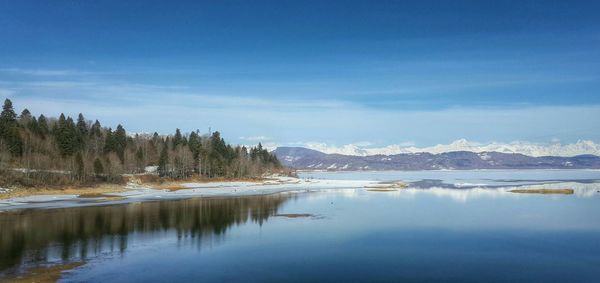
19 109 32 125
135 146 144 171
75 152 85 181
37 114 49 136
172 128 183 148
0 99 285 184
103 128 114 154
0 99 23 156
114 125 127 163
54 114 79 156
77 113 88 135
93 158 104 175
158 143 169 177
1 99 17 123
90 120 102 138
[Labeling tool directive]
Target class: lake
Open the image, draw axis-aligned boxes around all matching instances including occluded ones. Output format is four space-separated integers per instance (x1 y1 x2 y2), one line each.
1 170 600 282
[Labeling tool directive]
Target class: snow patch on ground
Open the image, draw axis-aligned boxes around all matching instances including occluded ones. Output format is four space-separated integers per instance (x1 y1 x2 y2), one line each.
0 177 377 211
144 166 158 173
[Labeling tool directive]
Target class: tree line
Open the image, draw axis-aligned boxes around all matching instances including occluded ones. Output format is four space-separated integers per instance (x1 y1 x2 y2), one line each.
0 99 282 186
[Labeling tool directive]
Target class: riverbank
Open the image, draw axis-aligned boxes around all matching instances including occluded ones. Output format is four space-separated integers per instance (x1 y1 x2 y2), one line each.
0 174 274 201
0 175 375 211
0 183 128 200
2 169 599 212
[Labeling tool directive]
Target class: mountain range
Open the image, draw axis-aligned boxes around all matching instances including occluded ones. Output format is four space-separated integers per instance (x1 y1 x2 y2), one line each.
273 147 600 170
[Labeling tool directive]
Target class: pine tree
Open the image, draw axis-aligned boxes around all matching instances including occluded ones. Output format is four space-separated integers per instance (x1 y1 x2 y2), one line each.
135 146 144 171
37 114 49 136
54 114 79 156
93 158 104 175
77 113 88 135
172 128 183 148
74 152 85 181
0 99 23 156
1 99 17 122
114 125 127 163
103 128 114 153
158 143 169 177
90 120 102 138
27 116 39 134
0 99 286 184
19 109 32 125
188 131 201 172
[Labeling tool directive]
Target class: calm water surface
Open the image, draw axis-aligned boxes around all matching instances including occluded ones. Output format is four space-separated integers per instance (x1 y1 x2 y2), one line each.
1 171 600 282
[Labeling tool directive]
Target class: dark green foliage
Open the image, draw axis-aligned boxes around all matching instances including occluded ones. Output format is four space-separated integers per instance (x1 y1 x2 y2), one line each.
188 131 201 172
103 128 114 153
1 99 17 122
135 146 144 171
1 100 283 186
90 120 102 138
93 158 104 175
54 114 80 156
37 115 49 136
114 125 127 163
75 152 85 180
172 128 183 148
27 116 39 133
136 146 144 161
77 113 88 135
0 99 23 156
19 109 32 124
158 143 169 177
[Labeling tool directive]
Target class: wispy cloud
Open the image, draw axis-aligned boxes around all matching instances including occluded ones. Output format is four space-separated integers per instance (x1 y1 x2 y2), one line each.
0 88 15 97
0 68 84 76
2 67 599 146
239 136 272 141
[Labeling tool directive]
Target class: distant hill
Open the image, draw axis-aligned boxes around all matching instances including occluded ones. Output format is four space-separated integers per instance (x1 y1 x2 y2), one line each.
273 147 600 170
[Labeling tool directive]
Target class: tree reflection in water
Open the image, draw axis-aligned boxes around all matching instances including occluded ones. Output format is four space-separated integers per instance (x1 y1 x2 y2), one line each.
0 194 291 274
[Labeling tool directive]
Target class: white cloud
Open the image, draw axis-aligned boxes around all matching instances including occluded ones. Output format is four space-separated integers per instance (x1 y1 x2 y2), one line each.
239 136 272 141
2 73 599 147
303 139 600 157
0 88 15 97
0 68 81 76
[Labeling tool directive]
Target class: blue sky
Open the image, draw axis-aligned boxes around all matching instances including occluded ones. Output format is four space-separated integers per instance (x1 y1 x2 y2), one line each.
1 0 599 147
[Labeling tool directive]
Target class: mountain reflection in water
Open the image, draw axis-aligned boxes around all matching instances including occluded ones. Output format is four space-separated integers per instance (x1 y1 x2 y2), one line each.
0 194 291 274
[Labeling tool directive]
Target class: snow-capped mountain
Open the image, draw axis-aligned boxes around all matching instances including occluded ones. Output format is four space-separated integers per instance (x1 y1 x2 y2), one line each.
304 139 600 157
273 147 600 171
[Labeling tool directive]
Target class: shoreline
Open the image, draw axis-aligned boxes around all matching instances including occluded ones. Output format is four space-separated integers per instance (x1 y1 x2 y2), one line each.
0 176 376 212
2 172 599 212
297 168 600 173
0 175 273 200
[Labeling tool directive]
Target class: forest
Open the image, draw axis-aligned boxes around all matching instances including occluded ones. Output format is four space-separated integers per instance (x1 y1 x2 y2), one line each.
0 99 282 187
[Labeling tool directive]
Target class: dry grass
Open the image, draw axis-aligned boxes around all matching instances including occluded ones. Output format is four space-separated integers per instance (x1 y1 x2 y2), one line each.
147 176 267 192
366 188 399 192
0 184 127 200
275 213 313 218
6 262 85 283
77 193 126 201
0 175 272 200
163 185 188 192
509 188 574 195
365 181 407 191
